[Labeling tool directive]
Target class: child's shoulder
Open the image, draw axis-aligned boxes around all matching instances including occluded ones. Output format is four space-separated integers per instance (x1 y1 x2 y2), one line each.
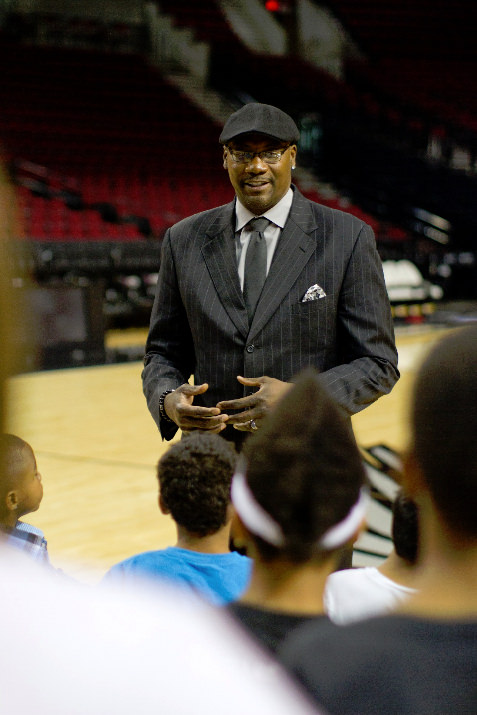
7 521 49 563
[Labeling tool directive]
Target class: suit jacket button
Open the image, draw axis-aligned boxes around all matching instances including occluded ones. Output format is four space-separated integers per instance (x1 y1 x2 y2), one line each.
246 344 255 353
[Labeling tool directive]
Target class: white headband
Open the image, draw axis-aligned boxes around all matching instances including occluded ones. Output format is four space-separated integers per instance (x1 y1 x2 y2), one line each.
318 488 370 550
231 468 285 546
231 459 370 551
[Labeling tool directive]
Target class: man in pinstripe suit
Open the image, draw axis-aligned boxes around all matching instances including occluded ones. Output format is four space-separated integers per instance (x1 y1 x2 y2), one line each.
142 103 399 449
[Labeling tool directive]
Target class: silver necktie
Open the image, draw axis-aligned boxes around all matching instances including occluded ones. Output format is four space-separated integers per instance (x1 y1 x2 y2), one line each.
243 217 269 322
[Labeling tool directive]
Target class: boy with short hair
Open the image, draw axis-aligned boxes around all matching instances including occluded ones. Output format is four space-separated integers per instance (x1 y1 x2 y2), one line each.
105 432 251 605
0 433 49 564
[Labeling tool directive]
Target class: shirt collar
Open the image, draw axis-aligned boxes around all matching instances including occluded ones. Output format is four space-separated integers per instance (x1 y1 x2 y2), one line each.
235 187 294 231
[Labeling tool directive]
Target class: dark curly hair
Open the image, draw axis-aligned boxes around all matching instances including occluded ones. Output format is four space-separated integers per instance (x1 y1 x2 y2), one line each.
242 369 366 563
157 432 238 537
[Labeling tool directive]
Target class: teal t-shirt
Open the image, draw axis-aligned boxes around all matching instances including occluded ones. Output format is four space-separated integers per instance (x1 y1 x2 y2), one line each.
104 547 252 605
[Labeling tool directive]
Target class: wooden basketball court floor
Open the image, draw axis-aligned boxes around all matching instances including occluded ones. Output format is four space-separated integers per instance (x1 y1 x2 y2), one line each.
5 325 452 582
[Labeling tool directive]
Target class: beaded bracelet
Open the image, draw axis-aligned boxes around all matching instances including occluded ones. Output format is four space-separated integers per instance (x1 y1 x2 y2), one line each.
159 389 175 422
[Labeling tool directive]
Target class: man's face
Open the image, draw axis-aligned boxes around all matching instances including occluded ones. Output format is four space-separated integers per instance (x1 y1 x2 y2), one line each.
223 132 296 215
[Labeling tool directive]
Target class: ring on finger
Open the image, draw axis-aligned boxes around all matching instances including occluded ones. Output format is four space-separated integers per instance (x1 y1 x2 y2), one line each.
249 419 258 431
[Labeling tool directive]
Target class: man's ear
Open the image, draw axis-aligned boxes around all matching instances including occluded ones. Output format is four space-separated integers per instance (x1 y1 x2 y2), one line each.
158 493 170 515
290 144 297 170
223 147 228 170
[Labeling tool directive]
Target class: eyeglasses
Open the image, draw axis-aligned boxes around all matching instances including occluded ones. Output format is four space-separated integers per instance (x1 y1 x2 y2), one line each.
227 146 290 164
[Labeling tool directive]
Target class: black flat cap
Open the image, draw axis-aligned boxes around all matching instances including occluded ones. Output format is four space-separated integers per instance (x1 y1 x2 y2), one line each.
219 103 300 144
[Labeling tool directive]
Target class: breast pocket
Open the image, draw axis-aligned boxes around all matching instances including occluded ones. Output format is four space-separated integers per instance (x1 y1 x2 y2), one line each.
287 297 336 351
290 300 327 316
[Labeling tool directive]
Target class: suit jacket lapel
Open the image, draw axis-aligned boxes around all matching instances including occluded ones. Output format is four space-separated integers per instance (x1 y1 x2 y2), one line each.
201 201 250 339
250 189 319 337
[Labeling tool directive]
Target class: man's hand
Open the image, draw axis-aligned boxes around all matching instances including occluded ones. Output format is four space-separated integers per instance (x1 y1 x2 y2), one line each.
216 376 293 432
165 383 229 433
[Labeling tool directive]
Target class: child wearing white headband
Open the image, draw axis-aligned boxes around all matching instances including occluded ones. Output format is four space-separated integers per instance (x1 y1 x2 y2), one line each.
227 368 369 653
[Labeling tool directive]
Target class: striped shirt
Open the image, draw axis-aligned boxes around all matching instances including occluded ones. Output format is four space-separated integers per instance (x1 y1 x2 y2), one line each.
7 521 50 565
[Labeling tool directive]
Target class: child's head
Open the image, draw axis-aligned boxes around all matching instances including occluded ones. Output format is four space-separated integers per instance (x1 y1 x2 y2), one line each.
235 369 367 564
410 325 477 540
0 434 43 526
157 432 238 537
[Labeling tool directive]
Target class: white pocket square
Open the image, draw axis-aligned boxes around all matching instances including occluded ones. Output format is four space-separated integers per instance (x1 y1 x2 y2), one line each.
302 284 326 302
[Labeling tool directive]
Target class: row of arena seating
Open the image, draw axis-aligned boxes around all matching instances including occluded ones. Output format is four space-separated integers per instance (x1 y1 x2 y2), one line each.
16 167 407 244
16 177 235 241
17 190 144 241
0 39 232 240
1 35 411 244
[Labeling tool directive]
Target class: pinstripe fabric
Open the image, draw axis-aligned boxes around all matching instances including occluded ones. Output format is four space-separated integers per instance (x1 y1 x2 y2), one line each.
143 187 399 440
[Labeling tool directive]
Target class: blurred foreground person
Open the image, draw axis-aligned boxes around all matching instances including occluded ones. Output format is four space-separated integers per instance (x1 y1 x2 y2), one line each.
0 543 321 714
0 155 17 431
280 327 477 715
